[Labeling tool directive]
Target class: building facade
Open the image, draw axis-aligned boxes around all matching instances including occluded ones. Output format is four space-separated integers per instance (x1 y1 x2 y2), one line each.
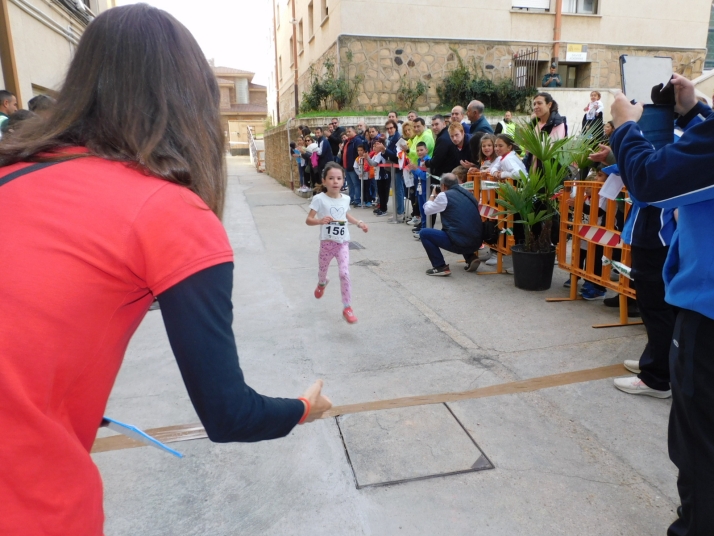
270 0 711 120
0 0 114 106
212 64 269 153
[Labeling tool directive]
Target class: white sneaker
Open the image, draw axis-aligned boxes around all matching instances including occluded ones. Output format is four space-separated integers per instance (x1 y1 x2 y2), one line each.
485 256 498 266
407 217 421 226
624 360 641 374
614 376 671 398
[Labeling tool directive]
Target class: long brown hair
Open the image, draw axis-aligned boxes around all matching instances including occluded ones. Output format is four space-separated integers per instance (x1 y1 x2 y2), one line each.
0 4 226 217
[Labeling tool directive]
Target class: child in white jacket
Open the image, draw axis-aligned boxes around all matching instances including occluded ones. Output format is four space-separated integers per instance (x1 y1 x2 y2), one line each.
490 134 528 180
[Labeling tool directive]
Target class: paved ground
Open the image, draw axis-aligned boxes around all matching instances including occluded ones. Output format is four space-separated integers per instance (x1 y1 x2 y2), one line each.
94 157 677 535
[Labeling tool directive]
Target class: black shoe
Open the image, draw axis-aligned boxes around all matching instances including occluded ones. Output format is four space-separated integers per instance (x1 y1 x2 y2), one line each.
628 303 640 318
603 295 619 307
464 256 481 272
426 265 451 276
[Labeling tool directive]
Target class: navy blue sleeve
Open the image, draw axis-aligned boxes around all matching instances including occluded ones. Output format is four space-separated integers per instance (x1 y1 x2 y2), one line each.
610 104 714 209
157 262 304 443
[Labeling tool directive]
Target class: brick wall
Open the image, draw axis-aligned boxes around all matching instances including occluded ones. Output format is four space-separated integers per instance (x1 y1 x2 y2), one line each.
264 123 301 189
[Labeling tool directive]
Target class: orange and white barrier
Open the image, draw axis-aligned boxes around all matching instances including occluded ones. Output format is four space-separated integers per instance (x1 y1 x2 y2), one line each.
547 179 641 329
468 169 515 275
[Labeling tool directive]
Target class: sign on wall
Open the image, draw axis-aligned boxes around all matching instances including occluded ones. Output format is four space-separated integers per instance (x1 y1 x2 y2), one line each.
566 44 589 62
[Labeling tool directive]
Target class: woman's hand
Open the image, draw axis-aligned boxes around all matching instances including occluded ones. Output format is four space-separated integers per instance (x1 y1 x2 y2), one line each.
589 144 611 163
320 216 333 224
300 380 332 423
461 160 475 168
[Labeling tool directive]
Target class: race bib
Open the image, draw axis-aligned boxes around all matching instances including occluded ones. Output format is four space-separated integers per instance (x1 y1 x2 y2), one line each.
321 220 349 242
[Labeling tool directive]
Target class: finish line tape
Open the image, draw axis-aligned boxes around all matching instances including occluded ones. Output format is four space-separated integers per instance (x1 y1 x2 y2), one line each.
92 364 626 454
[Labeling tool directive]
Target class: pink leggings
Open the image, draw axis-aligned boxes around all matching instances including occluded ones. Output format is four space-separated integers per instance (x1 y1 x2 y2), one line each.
318 240 351 306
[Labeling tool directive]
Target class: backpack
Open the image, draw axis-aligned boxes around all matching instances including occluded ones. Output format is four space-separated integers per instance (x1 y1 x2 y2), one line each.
481 220 500 246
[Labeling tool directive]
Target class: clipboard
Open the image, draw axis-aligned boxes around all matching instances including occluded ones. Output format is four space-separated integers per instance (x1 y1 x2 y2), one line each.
619 55 672 104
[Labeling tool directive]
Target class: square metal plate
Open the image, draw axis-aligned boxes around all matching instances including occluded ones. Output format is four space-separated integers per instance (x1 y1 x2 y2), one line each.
336 403 493 489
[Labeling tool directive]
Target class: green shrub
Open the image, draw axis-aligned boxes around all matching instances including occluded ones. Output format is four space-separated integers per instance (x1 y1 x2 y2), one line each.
437 49 536 112
397 79 428 110
300 59 362 112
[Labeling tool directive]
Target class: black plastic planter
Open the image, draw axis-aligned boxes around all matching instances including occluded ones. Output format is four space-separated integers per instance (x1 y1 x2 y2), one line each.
511 245 556 291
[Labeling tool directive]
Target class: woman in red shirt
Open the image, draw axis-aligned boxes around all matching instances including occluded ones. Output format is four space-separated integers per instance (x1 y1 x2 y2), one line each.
0 5 331 535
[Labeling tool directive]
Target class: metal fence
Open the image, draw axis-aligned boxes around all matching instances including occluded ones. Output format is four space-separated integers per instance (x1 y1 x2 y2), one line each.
247 127 265 172
512 47 540 89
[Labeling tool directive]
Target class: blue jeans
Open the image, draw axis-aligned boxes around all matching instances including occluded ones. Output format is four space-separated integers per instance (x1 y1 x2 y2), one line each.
298 165 305 187
416 178 428 229
346 171 360 204
394 171 405 215
420 228 472 268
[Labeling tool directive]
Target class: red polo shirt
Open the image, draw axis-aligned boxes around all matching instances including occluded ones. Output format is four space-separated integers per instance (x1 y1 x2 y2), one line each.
0 150 234 535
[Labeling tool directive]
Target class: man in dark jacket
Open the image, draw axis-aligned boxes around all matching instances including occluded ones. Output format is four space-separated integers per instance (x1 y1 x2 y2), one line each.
419 174 483 276
376 119 405 218
328 117 345 158
429 115 461 182
466 101 494 136
313 127 334 182
341 126 366 205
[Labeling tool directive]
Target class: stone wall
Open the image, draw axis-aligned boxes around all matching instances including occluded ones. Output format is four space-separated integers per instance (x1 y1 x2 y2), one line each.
279 43 338 121
282 36 705 115
264 123 301 189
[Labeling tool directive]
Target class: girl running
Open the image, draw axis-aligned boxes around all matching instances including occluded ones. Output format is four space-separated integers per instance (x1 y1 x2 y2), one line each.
306 162 368 324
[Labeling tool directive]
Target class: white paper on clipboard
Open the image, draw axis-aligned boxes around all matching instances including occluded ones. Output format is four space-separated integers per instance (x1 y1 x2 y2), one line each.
620 56 673 104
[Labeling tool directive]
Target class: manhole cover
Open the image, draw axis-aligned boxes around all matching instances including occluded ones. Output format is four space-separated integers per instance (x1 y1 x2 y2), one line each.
354 259 380 267
336 403 493 489
349 241 365 250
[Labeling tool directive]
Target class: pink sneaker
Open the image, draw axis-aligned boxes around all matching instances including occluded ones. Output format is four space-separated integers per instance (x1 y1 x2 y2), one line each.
314 280 328 299
343 307 358 324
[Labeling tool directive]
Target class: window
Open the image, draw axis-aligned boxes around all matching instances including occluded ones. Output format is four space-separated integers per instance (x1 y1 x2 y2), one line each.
279 56 283 82
289 36 294 66
298 19 304 53
512 0 550 10
308 2 314 39
320 0 328 22
562 0 597 14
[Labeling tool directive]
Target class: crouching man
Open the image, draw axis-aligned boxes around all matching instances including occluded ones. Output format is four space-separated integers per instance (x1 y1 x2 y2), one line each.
420 173 483 276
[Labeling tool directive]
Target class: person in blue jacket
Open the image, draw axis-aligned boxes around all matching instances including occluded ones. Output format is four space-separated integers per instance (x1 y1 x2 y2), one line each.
609 74 714 536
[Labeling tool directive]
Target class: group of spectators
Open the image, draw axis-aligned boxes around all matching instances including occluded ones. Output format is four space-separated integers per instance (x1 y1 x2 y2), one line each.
290 102 519 254
0 90 55 138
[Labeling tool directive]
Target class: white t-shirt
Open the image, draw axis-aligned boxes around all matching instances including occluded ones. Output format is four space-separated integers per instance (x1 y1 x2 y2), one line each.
585 100 603 121
309 192 352 243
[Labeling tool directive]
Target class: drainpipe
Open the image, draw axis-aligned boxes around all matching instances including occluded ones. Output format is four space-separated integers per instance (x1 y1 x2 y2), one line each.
290 0 299 116
271 0 280 123
552 0 563 67
0 0 22 106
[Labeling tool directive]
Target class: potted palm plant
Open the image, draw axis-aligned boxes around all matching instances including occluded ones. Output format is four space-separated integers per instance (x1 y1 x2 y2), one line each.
495 122 599 290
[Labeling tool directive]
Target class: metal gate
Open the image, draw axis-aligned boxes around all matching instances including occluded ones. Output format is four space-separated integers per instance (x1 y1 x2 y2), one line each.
512 47 540 89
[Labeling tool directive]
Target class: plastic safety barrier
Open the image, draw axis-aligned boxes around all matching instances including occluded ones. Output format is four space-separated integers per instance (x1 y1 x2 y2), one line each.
546 179 642 329
468 168 516 275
